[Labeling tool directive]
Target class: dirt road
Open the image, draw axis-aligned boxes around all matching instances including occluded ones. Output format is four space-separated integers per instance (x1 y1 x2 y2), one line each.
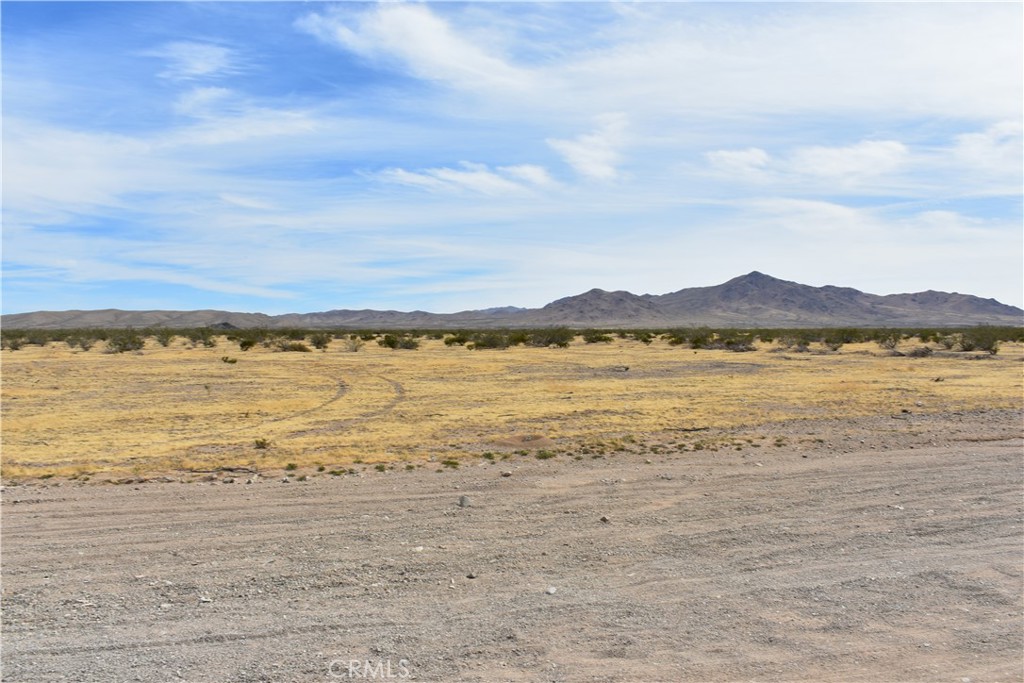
3 410 1022 682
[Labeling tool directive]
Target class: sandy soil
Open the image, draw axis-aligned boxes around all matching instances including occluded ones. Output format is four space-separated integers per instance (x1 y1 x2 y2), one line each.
2 409 1022 682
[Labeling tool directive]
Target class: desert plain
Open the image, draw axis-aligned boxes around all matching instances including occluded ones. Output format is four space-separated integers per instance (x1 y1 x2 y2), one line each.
2 335 1022 681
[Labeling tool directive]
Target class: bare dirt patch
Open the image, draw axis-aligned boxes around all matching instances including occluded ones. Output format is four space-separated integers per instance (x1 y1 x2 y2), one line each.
2 410 1022 682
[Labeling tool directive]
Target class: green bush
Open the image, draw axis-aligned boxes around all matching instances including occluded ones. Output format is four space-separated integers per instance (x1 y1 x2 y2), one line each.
444 333 470 346
582 331 613 344
277 341 312 352
106 329 145 353
467 332 511 350
961 327 1000 354
153 328 176 347
309 332 332 350
379 334 419 350
186 328 217 348
528 327 574 348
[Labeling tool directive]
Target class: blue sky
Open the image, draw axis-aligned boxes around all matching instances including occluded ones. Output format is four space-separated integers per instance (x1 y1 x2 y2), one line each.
3 1 1022 315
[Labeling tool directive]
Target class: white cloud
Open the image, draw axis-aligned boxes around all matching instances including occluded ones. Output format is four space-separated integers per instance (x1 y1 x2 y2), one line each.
378 161 553 196
787 140 909 182
145 41 238 81
219 194 277 211
547 3 1021 121
705 147 771 178
174 87 234 118
547 113 627 180
499 164 558 189
296 5 531 91
950 120 1023 177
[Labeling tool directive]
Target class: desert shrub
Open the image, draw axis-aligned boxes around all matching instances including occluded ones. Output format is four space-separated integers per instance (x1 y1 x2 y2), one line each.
221 356 238 364
720 334 756 352
507 330 531 346
3 335 26 351
106 329 145 353
961 327 1001 354
186 328 217 348
907 346 934 358
358 332 377 342
153 328 176 347
64 335 95 351
343 336 365 352
444 333 470 346
309 332 332 351
876 330 902 351
254 438 270 449
528 328 574 348
378 334 419 350
954 333 976 352
778 334 812 352
467 332 511 350
277 341 312 352
938 335 958 350
396 336 420 350
688 328 714 349
238 338 257 351
664 330 688 346
582 331 613 344
632 331 655 345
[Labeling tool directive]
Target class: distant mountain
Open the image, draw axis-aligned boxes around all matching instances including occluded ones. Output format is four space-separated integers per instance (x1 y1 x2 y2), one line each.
3 272 1021 329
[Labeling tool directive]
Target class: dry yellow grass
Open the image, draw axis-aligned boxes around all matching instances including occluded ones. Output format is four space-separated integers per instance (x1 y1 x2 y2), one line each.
2 336 1021 479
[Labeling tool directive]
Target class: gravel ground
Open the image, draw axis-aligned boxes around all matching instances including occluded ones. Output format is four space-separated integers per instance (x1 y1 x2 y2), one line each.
2 409 1022 682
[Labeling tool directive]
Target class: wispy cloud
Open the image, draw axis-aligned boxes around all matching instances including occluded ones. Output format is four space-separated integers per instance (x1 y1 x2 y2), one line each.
144 41 240 81
547 113 627 181
296 4 531 91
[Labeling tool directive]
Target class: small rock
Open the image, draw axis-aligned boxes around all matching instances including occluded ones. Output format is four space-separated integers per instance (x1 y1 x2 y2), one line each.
466 572 477 579
281 478 290 483
458 495 471 508
545 586 557 595
600 515 610 523
198 597 212 603
501 471 512 477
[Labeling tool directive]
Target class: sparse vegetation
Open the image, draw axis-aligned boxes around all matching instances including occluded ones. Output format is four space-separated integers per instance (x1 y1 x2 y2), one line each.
105 329 145 354
309 332 332 351
1 324 1021 479
276 341 312 352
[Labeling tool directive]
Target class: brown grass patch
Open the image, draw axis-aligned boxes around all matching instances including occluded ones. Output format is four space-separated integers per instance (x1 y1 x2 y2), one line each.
2 337 1021 479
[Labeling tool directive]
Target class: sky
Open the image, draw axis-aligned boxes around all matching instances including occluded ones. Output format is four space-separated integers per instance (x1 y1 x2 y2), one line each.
2 1 1022 315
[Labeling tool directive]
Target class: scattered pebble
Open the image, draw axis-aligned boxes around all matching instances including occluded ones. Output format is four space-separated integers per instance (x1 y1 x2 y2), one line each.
458 495 471 508
545 586 557 595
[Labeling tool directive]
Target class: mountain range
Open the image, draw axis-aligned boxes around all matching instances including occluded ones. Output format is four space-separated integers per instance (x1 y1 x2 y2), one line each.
3 272 1021 330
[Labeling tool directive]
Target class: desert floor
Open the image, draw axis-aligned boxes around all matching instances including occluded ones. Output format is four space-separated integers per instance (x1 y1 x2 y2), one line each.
2 338 1022 681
